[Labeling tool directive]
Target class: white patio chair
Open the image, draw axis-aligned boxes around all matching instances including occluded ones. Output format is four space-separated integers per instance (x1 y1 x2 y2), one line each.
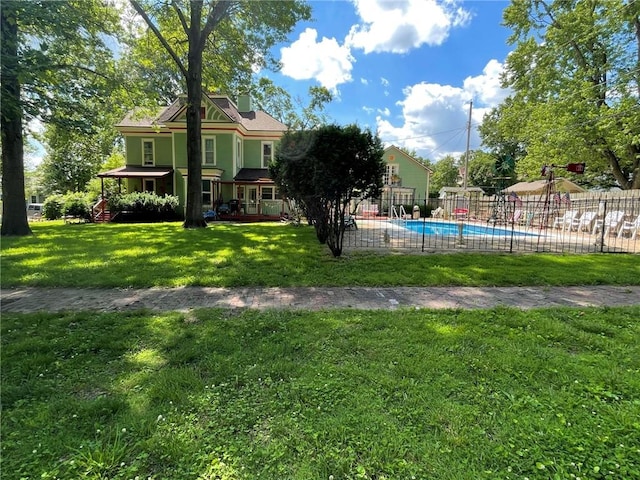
617 214 640 239
571 211 597 232
552 210 578 231
592 210 625 236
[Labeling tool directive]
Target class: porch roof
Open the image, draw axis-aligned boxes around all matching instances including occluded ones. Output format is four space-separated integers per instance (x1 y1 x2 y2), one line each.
98 166 173 178
234 168 273 183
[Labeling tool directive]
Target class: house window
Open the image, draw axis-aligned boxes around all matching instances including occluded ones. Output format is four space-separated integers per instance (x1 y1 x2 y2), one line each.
261 187 274 200
143 179 155 192
262 141 273 168
142 139 155 166
203 136 215 165
200 106 206 119
202 179 212 207
384 164 399 185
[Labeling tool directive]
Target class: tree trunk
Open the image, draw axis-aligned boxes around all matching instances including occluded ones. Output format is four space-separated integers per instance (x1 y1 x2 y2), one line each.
1 4 32 236
182 29 206 228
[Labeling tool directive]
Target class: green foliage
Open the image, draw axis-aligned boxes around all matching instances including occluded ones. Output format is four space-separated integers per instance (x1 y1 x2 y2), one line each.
108 192 180 221
2 306 639 478
272 124 385 257
42 194 65 220
62 192 93 220
2 222 639 288
429 155 460 193
484 0 640 189
253 79 334 130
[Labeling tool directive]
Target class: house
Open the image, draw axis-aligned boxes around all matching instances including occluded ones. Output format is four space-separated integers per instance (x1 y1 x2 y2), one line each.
98 93 288 220
360 145 432 216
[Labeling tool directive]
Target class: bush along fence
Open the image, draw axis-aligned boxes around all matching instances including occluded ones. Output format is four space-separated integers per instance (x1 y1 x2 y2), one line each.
343 191 640 254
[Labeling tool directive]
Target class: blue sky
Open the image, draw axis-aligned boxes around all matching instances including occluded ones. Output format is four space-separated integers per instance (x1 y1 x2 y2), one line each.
267 0 514 161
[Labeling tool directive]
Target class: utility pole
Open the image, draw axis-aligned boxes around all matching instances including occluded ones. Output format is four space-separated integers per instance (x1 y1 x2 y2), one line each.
462 100 473 191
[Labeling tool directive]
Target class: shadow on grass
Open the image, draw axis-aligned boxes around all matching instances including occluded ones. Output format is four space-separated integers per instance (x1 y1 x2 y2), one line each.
1 221 639 288
2 306 640 479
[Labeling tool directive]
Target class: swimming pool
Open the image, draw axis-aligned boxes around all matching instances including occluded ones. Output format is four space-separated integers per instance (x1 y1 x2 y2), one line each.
399 220 541 237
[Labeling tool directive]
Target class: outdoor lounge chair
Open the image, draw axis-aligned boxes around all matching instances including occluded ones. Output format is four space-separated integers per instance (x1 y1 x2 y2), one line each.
617 214 640 239
571 211 597 232
552 210 578 231
592 210 625 236
344 215 358 230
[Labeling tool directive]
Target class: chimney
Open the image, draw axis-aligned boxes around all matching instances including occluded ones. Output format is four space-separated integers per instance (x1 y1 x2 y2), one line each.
237 94 253 113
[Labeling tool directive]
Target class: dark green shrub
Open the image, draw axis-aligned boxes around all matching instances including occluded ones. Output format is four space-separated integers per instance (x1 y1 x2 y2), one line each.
43 194 65 220
62 193 92 221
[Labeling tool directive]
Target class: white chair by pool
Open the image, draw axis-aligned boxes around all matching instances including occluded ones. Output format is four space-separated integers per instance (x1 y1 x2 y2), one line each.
571 211 597 232
552 210 578 231
592 210 625 236
617 214 640 239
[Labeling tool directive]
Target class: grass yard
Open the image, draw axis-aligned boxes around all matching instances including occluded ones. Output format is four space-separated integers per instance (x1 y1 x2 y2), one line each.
1 221 639 288
2 306 639 479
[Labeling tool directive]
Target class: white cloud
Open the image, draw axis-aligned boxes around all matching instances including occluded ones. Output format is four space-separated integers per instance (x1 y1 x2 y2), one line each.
280 28 354 92
377 107 391 116
346 0 471 54
463 59 511 106
360 78 369 85
381 77 390 87
377 59 510 160
362 106 375 114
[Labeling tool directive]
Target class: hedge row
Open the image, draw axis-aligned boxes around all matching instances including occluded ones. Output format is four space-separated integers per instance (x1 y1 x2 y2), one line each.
107 192 181 221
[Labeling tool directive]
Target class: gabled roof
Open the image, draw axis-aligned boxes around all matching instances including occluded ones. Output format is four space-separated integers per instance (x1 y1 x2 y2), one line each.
117 93 286 132
384 145 433 173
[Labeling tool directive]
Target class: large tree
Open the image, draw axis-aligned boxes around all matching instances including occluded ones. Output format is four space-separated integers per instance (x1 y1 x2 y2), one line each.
271 124 384 257
128 0 311 228
485 0 640 190
1 0 122 236
429 155 460 194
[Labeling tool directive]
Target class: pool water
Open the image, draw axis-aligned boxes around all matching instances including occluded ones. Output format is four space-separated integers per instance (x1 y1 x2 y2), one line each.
400 220 540 237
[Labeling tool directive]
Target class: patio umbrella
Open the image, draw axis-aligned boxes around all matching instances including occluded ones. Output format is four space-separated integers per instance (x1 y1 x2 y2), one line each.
503 177 585 195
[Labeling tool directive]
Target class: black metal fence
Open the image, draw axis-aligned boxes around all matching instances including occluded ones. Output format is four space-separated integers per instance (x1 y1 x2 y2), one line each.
344 192 640 254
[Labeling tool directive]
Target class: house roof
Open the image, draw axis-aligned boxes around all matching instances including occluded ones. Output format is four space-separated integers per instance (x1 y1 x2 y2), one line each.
118 94 286 132
384 145 433 174
234 168 273 182
97 166 173 178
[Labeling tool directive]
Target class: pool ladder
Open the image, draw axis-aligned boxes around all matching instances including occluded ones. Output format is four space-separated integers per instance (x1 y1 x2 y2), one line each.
390 205 408 222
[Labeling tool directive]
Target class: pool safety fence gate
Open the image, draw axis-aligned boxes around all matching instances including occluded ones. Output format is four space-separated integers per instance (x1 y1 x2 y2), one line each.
345 192 640 254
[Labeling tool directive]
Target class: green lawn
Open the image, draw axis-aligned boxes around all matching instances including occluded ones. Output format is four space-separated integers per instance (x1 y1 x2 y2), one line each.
3 221 639 479
1 221 638 288
2 307 639 479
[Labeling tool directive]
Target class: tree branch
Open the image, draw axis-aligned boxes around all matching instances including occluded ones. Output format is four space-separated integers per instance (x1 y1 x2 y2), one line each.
171 0 190 35
129 0 188 79
200 0 236 50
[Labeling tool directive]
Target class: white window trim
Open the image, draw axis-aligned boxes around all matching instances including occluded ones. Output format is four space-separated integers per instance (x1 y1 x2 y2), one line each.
261 141 274 168
142 138 155 166
384 164 399 185
202 136 216 166
236 136 243 173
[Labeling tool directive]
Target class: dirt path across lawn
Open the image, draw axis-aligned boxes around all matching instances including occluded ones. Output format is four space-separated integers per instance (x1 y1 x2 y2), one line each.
2 286 639 313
